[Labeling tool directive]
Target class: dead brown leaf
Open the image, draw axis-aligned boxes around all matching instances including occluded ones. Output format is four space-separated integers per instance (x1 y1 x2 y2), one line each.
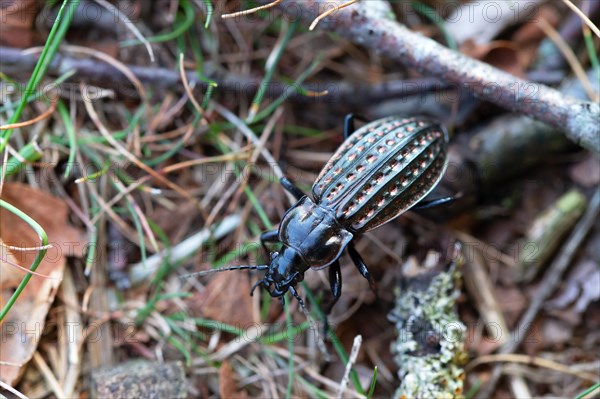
219 361 250 399
547 260 600 317
511 5 561 69
0 0 42 47
454 3 560 76
0 237 23 287
473 336 504 357
77 39 120 59
569 155 600 188
540 318 573 347
461 40 525 77
0 182 84 386
189 272 255 327
494 286 527 328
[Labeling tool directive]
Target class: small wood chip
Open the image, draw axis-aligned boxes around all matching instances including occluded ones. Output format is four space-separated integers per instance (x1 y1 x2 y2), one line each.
90 360 187 399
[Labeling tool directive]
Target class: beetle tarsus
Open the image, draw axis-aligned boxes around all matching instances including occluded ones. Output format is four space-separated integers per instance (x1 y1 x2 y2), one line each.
412 195 455 210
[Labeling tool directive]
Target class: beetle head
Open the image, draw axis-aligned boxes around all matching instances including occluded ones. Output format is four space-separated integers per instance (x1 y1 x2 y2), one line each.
251 247 307 297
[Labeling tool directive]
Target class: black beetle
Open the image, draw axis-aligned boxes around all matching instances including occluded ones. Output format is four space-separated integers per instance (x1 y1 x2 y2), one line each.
195 115 452 316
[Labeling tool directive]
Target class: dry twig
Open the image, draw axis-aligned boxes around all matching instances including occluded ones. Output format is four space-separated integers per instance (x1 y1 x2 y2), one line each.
0 47 566 108
258 0 600 153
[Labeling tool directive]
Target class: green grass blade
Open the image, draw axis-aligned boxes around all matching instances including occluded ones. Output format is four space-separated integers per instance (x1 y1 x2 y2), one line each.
4 142 43 177
302 286 365 395
57 100 77 179
284 296 295 399
0 200 49 321
411 1 457 50
120 0 195 47
250 54 324 124
583 27 600 80
296 376 330 399
328 328 365 396
366 366 378 399
247 21 298 121
575 382 599 399
1 0 79 152
202 0 214 28
0 70 75 114
259 321 310 345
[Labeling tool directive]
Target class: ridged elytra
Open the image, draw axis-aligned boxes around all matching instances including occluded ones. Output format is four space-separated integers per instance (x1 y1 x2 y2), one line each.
198 115 453 322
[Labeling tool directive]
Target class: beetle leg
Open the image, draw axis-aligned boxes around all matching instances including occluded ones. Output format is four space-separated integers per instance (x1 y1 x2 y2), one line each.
280 177 306 200
326 261 342 313
347 242 377 293
260 229 279 254
412 195 455 210
343 113 369 139
289 285 306 310
344 114 355 139
324 262 342 311
321 260 342 334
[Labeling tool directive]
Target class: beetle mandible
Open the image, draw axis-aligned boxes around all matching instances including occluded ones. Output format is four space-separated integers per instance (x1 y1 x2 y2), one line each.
201 115 453 315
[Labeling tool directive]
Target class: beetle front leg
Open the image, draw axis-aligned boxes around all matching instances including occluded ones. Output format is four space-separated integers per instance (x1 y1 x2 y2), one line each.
412 195 455 210
280 177 306 201
322 260 342 333
260 229 279 255
347 243 377 293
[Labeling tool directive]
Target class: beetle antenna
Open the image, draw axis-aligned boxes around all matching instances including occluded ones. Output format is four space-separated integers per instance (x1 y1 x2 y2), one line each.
180 265 268 279
289 286 330 361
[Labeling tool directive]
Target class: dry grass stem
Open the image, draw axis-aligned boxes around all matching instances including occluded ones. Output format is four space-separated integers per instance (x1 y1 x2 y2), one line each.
94 0 154 61
0 99 57 130
309 0 360 31
467 353 599 381
336 334 362 399
32 352 65 398
178 53 208 125
0 380 30 399
561 0 600 37
537 18 598 102
82 84 201 205
221 0 283 19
